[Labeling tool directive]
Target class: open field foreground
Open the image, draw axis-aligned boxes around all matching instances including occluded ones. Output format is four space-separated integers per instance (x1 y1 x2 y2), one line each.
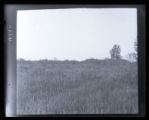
17 59 138 114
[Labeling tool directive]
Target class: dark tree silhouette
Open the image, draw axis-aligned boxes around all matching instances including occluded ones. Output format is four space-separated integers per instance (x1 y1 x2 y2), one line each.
110 44 121 60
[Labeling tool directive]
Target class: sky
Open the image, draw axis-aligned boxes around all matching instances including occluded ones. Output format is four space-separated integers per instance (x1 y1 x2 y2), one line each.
17 8 137 61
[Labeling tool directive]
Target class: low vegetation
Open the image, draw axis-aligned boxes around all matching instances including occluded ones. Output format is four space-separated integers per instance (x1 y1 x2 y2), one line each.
17 59 138 115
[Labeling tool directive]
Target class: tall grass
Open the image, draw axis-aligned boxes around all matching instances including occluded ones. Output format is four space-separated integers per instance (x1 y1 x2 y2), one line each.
17 59 138 115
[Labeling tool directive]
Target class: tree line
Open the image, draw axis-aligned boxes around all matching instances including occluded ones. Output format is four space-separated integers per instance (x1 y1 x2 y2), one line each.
110 39 137 62
18 40 138 62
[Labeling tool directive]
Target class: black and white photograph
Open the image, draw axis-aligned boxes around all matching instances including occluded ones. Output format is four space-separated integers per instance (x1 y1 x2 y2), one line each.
16 8 138 115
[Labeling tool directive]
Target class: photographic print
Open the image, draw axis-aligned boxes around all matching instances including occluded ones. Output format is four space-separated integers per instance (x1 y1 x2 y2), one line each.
16 8 138 115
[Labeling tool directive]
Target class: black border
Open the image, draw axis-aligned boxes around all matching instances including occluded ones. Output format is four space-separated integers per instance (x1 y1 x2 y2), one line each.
1 0 147 118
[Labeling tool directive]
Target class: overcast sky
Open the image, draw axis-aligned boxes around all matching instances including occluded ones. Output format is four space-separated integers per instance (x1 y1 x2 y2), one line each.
17 8 137 61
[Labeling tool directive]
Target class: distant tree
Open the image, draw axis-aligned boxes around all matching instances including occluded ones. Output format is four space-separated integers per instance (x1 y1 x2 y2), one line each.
126 53 136 62
110 44 121 60
134 39 138 61
126 39 138 62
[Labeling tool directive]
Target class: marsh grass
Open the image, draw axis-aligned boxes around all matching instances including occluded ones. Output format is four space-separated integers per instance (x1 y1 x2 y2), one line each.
17 59 138 115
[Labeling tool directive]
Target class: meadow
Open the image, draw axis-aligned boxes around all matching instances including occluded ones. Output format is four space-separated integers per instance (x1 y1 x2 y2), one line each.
16 59 138 115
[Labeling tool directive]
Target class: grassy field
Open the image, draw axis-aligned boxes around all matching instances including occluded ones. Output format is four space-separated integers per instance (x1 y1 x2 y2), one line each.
16 59 138 115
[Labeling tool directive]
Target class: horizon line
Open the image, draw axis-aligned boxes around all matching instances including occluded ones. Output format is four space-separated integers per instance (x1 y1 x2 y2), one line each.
17 57 136 62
